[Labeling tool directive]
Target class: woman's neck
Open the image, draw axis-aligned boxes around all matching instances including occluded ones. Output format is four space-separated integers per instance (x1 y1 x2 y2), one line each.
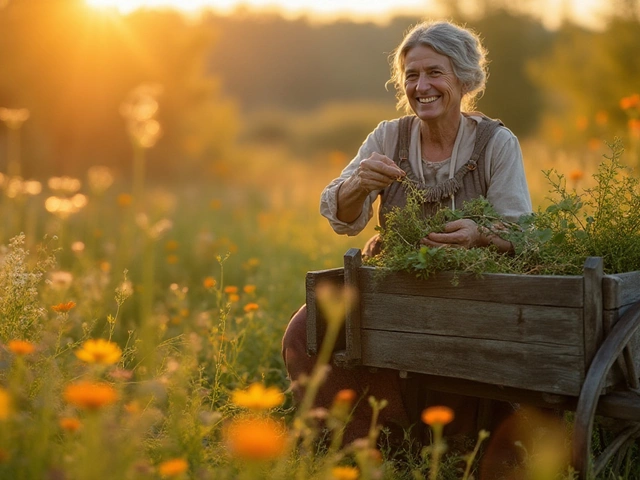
420 114 461 162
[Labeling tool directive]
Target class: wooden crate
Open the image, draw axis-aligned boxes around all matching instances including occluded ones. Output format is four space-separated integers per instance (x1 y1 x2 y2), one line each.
307 249 640 397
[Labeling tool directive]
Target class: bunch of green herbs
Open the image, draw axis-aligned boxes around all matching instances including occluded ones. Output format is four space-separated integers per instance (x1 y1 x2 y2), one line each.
367 139 640 278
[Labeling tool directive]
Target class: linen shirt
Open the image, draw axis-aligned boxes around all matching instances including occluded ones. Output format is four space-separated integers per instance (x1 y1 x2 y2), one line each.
320 113 532 236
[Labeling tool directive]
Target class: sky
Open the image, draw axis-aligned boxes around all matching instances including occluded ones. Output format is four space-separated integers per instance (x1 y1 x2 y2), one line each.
85 0 610 29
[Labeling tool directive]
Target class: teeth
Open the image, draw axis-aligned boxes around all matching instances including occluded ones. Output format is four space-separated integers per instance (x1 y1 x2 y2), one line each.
418 96 438 104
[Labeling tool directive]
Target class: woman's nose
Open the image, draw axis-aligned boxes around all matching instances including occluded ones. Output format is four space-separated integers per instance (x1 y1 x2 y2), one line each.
416 73 431 92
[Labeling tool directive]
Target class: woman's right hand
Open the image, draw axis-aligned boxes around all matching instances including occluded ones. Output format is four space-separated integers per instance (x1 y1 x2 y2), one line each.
354 153 406 194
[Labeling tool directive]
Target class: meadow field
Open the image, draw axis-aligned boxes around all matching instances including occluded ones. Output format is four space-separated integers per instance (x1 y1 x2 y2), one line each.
2 3 640 478
1 127 639 480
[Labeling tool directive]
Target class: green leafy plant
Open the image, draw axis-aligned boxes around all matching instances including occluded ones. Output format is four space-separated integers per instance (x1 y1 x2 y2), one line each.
368 138 640 277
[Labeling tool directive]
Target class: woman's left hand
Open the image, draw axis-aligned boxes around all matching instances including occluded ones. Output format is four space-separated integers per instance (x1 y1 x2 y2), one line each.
420 219 483 249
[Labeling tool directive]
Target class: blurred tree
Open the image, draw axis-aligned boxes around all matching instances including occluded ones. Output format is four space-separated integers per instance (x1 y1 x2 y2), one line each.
0 0 238 181
529 17 640 148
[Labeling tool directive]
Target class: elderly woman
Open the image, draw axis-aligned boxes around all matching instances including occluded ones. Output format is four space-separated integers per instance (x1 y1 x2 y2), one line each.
282 20 532 445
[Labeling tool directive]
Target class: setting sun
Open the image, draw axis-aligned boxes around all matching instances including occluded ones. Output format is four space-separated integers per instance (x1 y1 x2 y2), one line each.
84 0 608 28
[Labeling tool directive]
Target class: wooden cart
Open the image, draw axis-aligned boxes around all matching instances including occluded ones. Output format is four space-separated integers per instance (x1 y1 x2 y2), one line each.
306 248 640 479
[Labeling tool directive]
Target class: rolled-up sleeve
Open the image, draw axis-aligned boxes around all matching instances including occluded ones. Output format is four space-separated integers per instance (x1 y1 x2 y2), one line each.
319 121 391 236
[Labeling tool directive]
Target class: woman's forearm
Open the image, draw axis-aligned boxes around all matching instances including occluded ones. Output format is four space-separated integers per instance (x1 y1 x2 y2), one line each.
335 175 371 223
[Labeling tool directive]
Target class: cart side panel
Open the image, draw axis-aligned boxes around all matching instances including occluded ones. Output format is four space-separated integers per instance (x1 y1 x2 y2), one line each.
361 329 584 395
358 267 584 307
357 267 586 395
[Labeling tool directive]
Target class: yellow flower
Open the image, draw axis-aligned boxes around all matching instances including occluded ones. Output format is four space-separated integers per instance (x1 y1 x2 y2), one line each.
421 406 454 426
59 417 82 432
158 458 189 477
243 284 256 294
64 381 118 410
243 303 259 313
0 388 11 420
8 340 35 356
52 301 76 313
231 383 284 410
225 417 287 461
75 339 122 365
331 466 360 480
203 276 216 289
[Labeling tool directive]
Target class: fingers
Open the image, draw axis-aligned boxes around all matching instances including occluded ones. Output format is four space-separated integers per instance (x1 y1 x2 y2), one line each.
355 153 405 192
423 219 479 249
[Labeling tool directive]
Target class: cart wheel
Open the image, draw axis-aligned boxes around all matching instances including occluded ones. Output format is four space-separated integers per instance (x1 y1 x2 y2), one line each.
572 302 640 479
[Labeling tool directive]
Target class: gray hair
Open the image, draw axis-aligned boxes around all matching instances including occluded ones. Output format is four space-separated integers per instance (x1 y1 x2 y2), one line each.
388 20 488 113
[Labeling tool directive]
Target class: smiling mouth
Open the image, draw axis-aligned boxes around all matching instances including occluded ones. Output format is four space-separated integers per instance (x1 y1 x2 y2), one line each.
417 96 438 104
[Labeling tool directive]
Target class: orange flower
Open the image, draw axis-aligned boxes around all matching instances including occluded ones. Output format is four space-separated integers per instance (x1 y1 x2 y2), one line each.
63 381 118 410
0 388 11 420
243 303 259 313
334 389 356 406
224 285 238 294
117 193 133 207
75 339 122 365
421 406 454 426
620 93 640 110
231 383 284 410
568 169 584 182
243 284 256 294
629 118 640 139
228 294 240 303
331 466 360 480
8 340 35 356
587 138 602 152
575 115 588 131
158 458 188 477
166 254 179 265
594 110 608 126
225 417 287 461
52 301 76 313
165 240 179 251
59 417 82 432
203 276 216 289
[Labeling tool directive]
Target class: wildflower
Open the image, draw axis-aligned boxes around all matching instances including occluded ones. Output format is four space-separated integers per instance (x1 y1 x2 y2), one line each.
224 285 238 294
245 257 260 268
225 417 287 461
587 138 601 152
59 417 82 432
575 115 588 131
629 119 640 139
203 276 216 289
166 254 179 265
87 165 114 195
75 339 122 365
0 388 11 420
8 340 35 356
165 240 179 251
229 294 240 303
209 199 222 210
243 284 256 294
620 93 640 110
71 241 85 253
231 383 284 410
334 389 356 406
243 303 259 313
117 193 133 207
158 458 188 477
52 301 76 313
331 466 360 480
568 169 584 182
594 110 608 126
63 381 118 410
48 271 73 291
421 406 454 426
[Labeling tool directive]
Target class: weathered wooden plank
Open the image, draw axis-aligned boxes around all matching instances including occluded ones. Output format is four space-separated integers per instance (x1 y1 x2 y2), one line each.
305 268 344 356
358 266 585 307
361 329 584 395
583 257 604 372
344 249 362 365
603 270 640 310
361 292 584 347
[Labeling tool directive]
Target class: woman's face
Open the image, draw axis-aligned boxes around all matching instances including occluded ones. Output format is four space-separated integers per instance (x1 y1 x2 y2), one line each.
403 44 464 125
